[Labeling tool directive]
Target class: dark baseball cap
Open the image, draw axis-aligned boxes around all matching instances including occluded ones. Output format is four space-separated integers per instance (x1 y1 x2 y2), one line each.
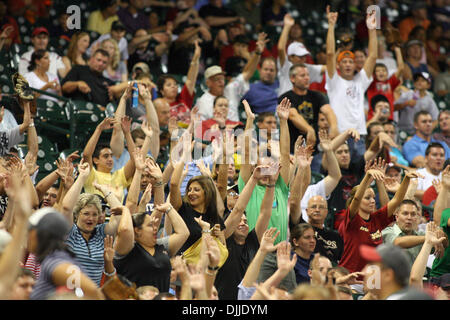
413 72 431 83
360 243 412 286
111 20 126 31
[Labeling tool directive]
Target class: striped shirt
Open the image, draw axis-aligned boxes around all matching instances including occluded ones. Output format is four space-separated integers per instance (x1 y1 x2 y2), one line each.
65 224 106 286
29 250 80 300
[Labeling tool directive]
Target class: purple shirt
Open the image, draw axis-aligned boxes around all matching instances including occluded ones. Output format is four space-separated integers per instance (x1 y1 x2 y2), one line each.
117 7 150 34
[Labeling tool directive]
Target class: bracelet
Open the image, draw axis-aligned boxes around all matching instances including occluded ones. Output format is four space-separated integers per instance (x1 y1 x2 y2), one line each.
202 229 211 233
154 180 164 187
207 265 219 271
205 269 217 276
164 205 173 215
103 268 116 277
28 122 35 127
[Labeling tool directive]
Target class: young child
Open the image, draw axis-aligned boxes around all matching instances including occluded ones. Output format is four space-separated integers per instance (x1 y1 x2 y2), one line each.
395 72 440 135
366 47 404 121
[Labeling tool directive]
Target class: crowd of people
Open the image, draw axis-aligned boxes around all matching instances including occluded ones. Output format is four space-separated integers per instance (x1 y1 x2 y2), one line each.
0 0 449 301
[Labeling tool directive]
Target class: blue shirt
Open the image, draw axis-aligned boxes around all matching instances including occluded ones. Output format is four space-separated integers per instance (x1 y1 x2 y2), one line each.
65 224 106 286
242 80 279 114
402 134 450 164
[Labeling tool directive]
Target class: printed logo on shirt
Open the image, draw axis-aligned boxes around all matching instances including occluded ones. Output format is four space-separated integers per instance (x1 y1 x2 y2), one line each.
375 82 392 93
346 84 359 100
315 232 337 250
296 101 314 123
360 226 369 232
370 230 382 241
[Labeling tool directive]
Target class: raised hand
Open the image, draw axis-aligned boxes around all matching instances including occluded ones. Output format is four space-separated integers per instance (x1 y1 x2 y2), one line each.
384 176 400 193
97 117 114 131
259 228 280 254
432 179 442 194
366 168 385 182
283 13 295 28
141 119 153 138
366 8 377 30
276 241 297 274
193 39 201 60
346 128 360 142
120 115 132 133
204 233 221 268
194 216 210 232
133 149 146 171
276 97 291 121
77 160 91 179
196 159 211 177
242 99 255 121
318 129 332 152
145 157 163 183
104 235 115 265
326 5 338 26
425 221 447 247
441 165 450 190
137 82 151 100
24 152 39 176
255 32 269 54
268 162 281 184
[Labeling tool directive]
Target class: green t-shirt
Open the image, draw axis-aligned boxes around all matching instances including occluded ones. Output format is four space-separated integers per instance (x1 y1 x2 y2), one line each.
430 208 450 277
238 174 289 244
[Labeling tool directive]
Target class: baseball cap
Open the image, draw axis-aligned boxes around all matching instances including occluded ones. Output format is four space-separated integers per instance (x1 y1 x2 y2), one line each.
204 65 225 80
29 207 71 241
32 27 49 37
360 243 412 286
227 184 239 193
0 229 12 255
386 164 402 174
405 39 423 48
132 62 150 74
370 94 390 108
287 41 310 57
337 50 355 63
111 20 126 31
413 72 431 83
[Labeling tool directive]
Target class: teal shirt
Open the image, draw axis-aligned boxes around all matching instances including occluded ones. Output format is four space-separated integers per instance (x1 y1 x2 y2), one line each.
382 223 425 265
238 174 289 245
431 208 450 277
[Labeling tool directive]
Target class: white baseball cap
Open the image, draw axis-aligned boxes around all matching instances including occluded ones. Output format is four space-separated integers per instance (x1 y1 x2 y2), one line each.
287 41 310 57
204 65 226 80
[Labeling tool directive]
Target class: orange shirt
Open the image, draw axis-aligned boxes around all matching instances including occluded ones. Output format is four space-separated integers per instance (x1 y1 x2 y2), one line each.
399 17 430 42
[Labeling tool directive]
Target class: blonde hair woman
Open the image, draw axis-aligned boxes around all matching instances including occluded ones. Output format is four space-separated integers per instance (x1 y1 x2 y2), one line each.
100 38 128 83
61 32 90 78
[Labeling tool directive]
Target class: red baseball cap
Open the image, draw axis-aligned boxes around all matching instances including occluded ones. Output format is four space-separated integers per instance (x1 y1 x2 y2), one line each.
32 27 49 37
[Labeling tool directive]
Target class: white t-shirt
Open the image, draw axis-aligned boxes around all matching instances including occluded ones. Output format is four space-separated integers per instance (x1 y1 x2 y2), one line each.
24 71 60 102
277 59 323 96
223 73 250 122
325 69 372 135
19 51 65 77
416 167 442 192
195 90 216 121
301 179 329 223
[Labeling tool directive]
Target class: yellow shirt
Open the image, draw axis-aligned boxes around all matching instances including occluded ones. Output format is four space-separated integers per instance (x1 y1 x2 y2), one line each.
84 167 132 203
87 11 119 35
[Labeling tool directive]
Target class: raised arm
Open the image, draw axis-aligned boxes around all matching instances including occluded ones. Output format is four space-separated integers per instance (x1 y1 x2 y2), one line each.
348 167 382 219
434 165 450 226
387 171 422 217
112 206 135 256
363 10 378 77
160 203 189 256
277 98 292 185
277 14 295 68
319 129 342 196
239 100 256 183
242 33 267 82
185 40 201 96
393 46 405 79
169 133 192 210
289 138 312 225
110 84 132 158
125 149 146 214
121 116 137 181
410 222 446 288
326 5 338 79
61 161 91 224
138 82 160 158
82 118 114 167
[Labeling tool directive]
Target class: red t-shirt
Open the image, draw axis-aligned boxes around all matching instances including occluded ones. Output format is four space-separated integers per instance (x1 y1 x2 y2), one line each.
338 205 394 273
309 73 326 94
366 74 400 121
169 84 194 127
197 118 243 142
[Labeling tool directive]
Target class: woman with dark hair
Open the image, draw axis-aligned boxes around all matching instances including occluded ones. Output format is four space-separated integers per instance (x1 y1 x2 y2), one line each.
290 223 317 284
156 40 201 127
337 163 421 293
27 208 104 300
24 49 62 102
